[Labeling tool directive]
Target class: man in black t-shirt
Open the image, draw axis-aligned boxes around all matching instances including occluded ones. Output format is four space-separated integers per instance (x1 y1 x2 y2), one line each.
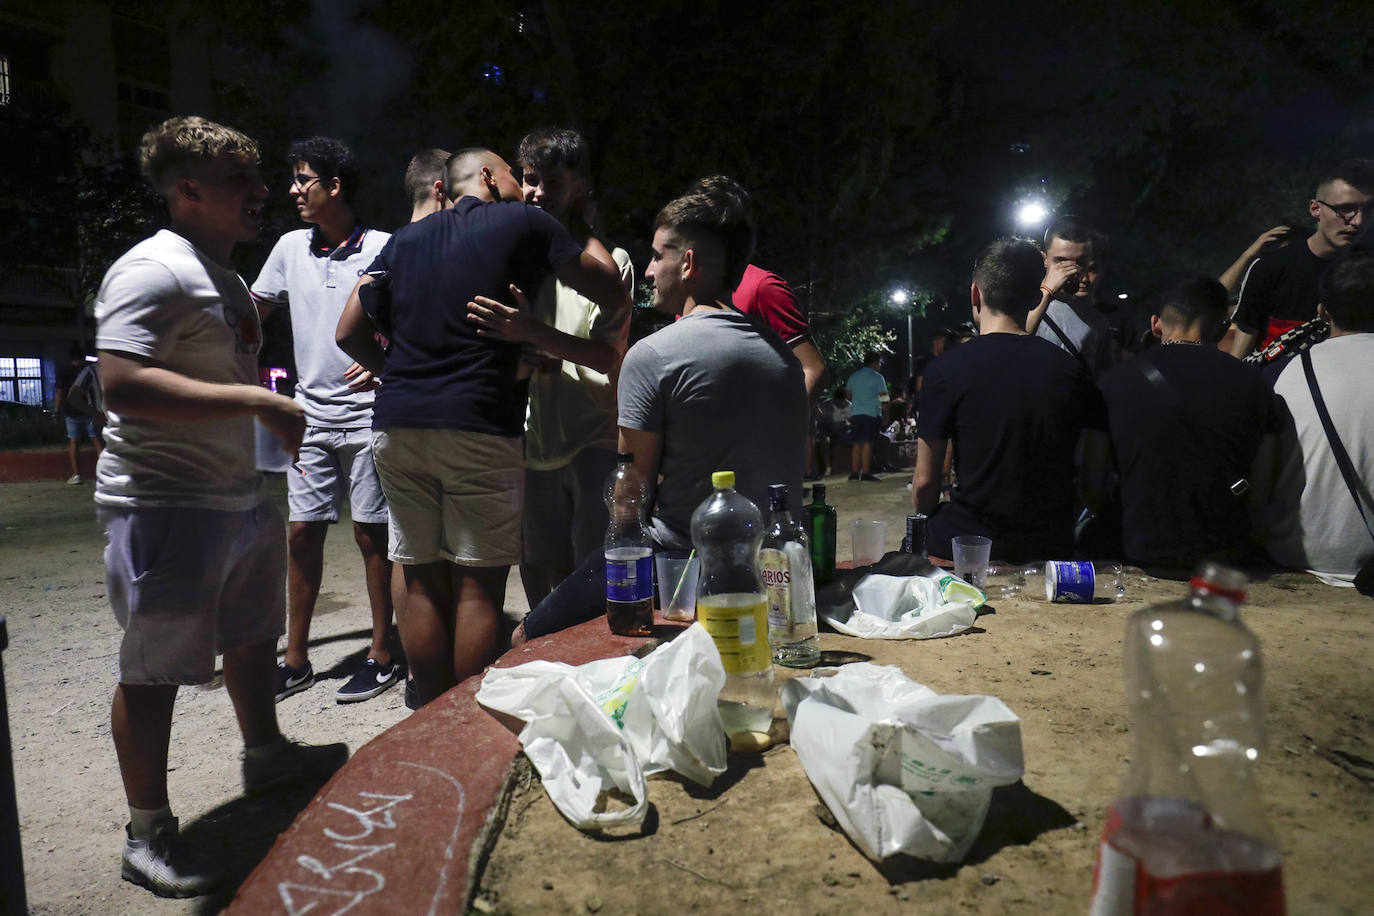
1228 159 1374 357
1104 277 1279 573
914 239 1109 562
336 147 628 707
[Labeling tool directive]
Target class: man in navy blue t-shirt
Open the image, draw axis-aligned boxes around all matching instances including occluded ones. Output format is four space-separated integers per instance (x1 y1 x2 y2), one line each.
337 148 628 707
913 239 1109 562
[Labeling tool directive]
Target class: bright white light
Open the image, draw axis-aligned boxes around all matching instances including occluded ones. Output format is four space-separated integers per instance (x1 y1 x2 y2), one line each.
890 289 910 305
1016 202 1048 227
1118 293 1129 300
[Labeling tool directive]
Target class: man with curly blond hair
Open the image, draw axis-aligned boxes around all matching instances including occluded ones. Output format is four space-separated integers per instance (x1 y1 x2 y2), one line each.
95 116 346 898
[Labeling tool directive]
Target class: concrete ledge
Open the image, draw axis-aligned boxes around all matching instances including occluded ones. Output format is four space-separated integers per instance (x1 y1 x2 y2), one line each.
229 613 688 914
0 448 96 483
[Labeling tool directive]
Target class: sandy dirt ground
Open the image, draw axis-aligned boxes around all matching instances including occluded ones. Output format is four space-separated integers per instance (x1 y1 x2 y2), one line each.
2 470 1371 914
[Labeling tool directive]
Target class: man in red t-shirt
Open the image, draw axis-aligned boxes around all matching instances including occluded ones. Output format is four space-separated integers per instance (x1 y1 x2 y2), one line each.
733 264 827 397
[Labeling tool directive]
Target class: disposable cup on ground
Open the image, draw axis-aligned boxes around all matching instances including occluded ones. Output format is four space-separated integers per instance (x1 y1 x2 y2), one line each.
655 552 700 622
850 519 889 567
952 536 993 591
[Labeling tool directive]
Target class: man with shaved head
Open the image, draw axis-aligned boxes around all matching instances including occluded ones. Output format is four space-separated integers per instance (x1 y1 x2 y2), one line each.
337 147 628 707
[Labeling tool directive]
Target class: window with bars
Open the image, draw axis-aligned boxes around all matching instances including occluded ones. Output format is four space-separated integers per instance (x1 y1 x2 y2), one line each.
0 357 43 406
0 56 10 106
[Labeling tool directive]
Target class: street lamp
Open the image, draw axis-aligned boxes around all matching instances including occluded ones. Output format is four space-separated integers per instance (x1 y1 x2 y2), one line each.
890 289 913 378
1015 201 1049 229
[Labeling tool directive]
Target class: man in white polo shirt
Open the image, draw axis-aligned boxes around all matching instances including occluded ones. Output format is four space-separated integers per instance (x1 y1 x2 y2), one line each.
251 137 397 704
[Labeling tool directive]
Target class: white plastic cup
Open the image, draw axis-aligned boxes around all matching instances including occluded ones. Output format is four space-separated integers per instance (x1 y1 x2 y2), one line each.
254 418 293 473
952 535 993 590
654 552 700 622
849 519 890 567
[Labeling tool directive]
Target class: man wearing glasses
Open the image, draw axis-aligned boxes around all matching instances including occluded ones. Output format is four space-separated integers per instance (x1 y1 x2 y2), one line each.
1229 159 1374 358
250 137 398 705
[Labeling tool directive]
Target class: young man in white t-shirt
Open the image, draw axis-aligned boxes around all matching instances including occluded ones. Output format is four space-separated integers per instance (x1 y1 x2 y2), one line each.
95 116 346 898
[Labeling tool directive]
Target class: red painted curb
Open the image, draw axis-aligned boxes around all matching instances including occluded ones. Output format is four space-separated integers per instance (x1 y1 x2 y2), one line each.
0 448 97 483
229 614 688 914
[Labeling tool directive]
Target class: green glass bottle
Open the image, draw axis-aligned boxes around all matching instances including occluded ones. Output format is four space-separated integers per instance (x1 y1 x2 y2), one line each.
807 483 837 585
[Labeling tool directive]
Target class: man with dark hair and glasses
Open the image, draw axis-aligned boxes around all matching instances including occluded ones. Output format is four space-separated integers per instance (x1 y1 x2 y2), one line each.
1228 159 1374 358
251 136 399 705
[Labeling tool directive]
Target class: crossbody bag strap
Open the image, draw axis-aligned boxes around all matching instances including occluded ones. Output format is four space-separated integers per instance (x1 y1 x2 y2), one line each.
1301 349 1374 540
1041 313 1085 365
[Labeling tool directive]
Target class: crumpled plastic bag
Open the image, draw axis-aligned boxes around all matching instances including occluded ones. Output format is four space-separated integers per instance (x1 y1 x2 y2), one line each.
781 663 1024 862
476 623 727 830
823 570 984 639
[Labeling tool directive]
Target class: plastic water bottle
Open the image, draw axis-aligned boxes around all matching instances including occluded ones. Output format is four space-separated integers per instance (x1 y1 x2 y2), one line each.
1000 561 1126 602
760 484 820 668
691 471 775 746
1089 563 1284 915
604 453 653 636
807 483 837 586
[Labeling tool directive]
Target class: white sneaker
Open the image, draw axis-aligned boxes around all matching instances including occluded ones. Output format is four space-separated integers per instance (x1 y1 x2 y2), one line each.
121 819 222 898
66 474 82 485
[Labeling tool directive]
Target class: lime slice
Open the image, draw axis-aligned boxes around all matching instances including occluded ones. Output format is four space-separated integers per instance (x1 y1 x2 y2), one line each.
937 575 986 610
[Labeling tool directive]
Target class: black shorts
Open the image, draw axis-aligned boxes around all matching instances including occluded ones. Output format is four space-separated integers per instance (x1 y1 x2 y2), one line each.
850 414 881 443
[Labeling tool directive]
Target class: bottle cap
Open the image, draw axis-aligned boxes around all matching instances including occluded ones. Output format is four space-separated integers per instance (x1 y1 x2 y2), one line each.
812 483 826 502
712 470 735 489
616 452 634 463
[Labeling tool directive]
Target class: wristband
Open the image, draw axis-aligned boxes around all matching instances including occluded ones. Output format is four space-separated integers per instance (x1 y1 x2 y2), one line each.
1039 285 1054 297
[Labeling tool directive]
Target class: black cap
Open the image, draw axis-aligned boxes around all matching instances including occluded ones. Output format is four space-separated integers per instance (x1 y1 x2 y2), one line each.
768 483 788 509
616 452 633 463
812 483 826 502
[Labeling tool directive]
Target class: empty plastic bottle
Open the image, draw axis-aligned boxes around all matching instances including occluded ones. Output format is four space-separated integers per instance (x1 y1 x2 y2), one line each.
1089 563 1284 915
993 560 1126 602
691 471 774 744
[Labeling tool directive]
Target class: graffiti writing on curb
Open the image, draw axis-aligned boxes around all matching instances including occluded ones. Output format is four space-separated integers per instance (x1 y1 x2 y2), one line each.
275 761 467 916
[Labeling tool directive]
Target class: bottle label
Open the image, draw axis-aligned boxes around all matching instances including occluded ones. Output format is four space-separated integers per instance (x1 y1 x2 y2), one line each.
605 550 653 603
760 548 792 634
697 595 771 675
1048 560 1096 603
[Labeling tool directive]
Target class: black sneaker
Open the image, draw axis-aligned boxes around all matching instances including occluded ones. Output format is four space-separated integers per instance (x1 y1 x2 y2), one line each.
860 473 882 482
335 658 400 704
274 661 314 703
847 471 860 481
404 678 420 710
243 737 349 795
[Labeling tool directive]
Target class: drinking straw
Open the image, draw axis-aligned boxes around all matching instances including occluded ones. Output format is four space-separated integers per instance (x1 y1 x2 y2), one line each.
667 550 697 610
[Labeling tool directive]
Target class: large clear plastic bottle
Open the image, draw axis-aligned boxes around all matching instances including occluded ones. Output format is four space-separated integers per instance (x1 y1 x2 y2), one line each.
985 560 1126 602
1089 563 1285 916
690 471 775 743
603 453 653 636
760 484 820 668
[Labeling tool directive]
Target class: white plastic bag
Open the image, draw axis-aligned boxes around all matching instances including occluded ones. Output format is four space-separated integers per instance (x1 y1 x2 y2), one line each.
476 623 727 830
825 571 983 639
781 663 1024 862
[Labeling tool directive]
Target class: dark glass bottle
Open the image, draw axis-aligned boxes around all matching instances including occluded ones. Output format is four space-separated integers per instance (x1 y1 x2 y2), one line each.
807 483 837 585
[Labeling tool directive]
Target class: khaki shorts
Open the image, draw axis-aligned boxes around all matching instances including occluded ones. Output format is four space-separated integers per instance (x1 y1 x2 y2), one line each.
101 502 287 685
371 428 523 566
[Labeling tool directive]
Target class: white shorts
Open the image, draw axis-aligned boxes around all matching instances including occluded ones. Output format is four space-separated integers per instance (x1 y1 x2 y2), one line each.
287 426 388 524
102 502 286 685
371 428 523 567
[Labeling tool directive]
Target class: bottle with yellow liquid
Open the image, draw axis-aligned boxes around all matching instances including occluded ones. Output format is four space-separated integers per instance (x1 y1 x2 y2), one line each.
691 470 774 746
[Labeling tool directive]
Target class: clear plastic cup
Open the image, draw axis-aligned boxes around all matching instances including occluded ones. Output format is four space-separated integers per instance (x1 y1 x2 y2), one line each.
849 519 889 567
952 535 993 590
654 552 700 622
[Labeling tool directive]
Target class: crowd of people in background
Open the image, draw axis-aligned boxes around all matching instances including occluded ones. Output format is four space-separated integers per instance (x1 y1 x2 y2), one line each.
80 110 1372 898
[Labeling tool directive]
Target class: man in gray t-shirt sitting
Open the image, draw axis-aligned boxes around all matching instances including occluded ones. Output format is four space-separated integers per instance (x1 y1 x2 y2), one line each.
516 177 807 640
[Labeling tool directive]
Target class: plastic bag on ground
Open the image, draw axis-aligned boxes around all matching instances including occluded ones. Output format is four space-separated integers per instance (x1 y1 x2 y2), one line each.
476 623 727 830
781 662 1024 862
824 570 984 639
